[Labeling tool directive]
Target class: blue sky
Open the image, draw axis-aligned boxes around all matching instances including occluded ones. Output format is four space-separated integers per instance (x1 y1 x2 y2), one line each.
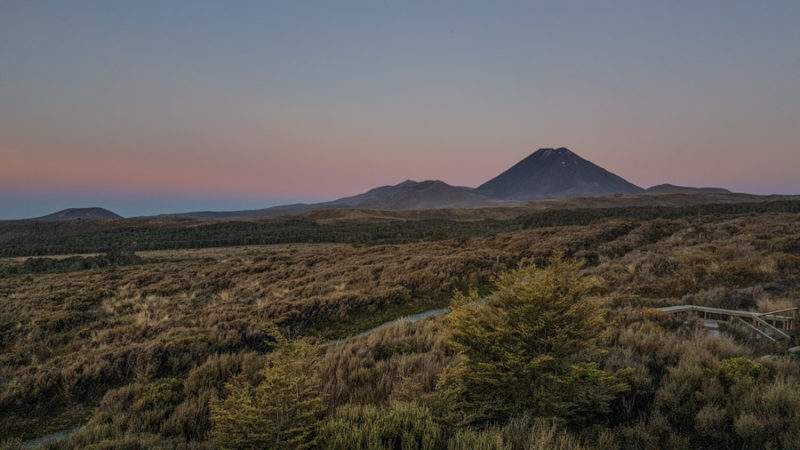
1 1 799 218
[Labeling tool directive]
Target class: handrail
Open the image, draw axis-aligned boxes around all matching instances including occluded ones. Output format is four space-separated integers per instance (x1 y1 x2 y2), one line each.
737 317 777 342
756 307 799 317
752 316 792 340
660 305 795 342
660 305 795 321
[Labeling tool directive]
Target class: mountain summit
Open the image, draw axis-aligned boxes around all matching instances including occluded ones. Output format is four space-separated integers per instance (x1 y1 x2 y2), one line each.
328 179 495 210
476 147 643 201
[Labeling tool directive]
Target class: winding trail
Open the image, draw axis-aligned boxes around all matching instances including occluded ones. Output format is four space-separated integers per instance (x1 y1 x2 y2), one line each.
327 295 492 345
358 307 452 336
326 306 452 346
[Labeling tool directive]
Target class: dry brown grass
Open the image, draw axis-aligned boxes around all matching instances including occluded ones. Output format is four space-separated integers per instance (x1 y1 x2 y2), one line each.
322 318 451 408
1 212 799 446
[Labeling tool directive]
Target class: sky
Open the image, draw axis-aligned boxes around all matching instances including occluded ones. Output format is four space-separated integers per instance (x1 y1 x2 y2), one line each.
1 1 798 219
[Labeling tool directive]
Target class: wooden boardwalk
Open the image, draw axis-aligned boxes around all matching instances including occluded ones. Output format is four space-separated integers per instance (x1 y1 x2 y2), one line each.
659 305 798 342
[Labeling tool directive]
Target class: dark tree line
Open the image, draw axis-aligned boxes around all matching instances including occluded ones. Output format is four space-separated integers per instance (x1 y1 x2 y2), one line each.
0 251 142 277
1 200 798 257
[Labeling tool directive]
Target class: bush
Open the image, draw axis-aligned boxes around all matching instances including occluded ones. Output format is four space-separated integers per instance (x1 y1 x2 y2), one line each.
735 377 800 448
319 401 441 450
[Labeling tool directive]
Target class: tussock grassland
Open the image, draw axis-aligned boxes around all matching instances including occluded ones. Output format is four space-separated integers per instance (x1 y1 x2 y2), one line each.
1 211 799 448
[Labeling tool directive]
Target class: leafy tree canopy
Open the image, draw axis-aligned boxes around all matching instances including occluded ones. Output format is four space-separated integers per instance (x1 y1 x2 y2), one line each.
438 256 629 426
210 336 325 449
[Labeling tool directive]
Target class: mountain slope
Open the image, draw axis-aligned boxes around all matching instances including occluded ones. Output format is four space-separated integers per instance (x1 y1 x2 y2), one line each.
32 207 122 221
646 184 730 194
330 180 496 210
172 180 500 219
477 148 643 201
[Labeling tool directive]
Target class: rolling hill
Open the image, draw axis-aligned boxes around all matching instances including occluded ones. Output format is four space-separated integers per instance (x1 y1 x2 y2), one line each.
31 207 122 221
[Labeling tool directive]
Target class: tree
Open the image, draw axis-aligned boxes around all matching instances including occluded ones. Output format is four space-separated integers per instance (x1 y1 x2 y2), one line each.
437 256 629 426
210 337 324 449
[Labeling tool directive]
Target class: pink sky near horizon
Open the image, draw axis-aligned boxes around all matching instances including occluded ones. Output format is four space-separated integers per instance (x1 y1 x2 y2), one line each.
4 136 798 199
4 96 798 198
2 1 799 210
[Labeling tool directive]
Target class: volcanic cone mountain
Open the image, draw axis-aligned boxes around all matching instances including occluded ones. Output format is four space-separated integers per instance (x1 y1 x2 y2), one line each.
476 147 644 201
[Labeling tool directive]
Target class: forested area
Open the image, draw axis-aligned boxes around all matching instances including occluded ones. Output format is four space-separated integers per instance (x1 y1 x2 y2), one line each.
1 200 799 257
1 210 800 448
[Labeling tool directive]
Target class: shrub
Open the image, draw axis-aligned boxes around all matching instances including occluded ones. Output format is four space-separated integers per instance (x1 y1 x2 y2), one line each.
319 401 442 450
735 377 800 448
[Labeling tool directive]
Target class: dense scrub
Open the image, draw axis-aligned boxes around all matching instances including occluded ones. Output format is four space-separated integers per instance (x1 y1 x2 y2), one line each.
1 211 800 448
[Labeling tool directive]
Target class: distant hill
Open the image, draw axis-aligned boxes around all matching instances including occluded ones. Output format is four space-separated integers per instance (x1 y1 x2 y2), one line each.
172 180 500 219
476 148 644 201
328 179 497 210
31 207 122 221
646 184 731 194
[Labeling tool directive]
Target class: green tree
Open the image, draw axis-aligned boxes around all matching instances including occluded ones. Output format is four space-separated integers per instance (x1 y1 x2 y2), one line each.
437 256 629 426
210 337 324 449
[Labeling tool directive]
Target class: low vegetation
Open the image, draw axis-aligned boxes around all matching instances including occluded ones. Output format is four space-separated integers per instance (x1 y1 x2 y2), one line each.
1 199 798 257
1 208 800 448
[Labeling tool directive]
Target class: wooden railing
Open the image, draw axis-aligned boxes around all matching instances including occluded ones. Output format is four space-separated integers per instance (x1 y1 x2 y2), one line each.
659 305 798 342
